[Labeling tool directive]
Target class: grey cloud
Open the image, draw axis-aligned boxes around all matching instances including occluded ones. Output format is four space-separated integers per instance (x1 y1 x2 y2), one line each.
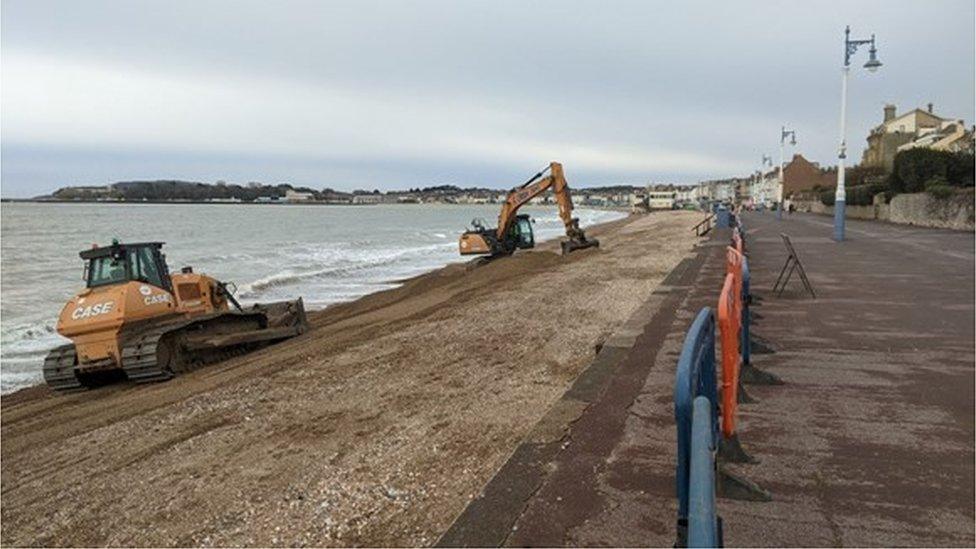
2 0 973 197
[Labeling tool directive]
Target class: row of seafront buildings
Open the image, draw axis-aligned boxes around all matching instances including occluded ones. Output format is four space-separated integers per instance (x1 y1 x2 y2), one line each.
286 188 643 206
696 102 974 208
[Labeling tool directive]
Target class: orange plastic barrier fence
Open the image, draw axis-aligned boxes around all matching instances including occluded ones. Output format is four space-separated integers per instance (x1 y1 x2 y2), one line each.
718 246 744 438
732 229 744 255
726 246 743 306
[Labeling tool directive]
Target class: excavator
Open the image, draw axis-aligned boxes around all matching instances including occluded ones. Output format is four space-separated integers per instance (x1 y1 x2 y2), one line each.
458 162 599 257
42 240 307 392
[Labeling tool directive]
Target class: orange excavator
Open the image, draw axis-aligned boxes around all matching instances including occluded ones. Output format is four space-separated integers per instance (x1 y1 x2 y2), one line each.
458 162 599 257
43 240 307 392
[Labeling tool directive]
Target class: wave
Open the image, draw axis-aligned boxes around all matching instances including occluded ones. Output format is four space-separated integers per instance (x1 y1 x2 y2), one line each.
2 320 57 342
1 320 68 394
237 242 456 298
0 370 43 394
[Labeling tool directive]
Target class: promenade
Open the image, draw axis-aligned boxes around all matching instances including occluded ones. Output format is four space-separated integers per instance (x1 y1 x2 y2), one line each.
440 212 975 547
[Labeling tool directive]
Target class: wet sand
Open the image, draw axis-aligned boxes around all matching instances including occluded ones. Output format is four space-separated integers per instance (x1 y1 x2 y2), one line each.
1 211 701 547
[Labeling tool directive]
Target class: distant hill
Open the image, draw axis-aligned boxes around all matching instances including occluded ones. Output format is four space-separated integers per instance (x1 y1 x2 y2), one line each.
41 179 650 203
47 180 320 202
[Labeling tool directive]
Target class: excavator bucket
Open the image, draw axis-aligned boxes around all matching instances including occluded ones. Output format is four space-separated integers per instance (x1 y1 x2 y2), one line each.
561 237 600 255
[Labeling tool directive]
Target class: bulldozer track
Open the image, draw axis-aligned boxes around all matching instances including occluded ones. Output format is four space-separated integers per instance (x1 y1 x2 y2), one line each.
120 325 184 384
42 345 83 392
120 317 269 384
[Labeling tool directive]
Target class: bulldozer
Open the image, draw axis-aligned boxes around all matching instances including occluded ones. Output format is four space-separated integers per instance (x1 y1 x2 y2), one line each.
458 162 599 257
43 240 307 392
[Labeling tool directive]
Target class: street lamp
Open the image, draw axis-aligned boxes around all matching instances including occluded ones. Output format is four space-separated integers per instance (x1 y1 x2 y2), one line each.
759 155 772 209
778 127 797 220
834 25 882 241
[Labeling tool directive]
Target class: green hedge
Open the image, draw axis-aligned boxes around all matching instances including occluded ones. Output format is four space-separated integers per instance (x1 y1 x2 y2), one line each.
889 149 975 193
924 176 954 199
848 182 887 206
819 182 887 206
814 148 974 206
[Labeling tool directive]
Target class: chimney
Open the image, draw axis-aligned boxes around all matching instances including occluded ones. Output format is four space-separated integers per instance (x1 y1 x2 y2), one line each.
884 104 896 122
927 102 934 114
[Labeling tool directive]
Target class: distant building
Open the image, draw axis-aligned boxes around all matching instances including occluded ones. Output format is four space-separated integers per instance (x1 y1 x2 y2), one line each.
862 103 949 170
582 193 607 206
284 189 315 202
352 194 382 205
646 190 675 210
321 191 353 204
897 119 974 155
702 179 739 203
780 154 836 198
674 185 701 205
747 173 777 206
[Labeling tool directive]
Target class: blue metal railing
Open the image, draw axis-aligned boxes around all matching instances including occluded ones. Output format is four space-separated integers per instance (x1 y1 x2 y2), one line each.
689 396 722 547
741 257 751 366
674 308 719 545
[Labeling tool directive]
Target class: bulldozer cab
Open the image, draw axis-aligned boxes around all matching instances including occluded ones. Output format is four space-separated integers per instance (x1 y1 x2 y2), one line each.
509 214 535 250
81 242 172 293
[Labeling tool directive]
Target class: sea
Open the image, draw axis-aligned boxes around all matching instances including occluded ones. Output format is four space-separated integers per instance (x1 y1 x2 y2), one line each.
0 202 625 394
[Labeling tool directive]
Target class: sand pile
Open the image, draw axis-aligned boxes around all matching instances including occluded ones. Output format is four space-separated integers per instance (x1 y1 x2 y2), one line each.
1 211 701 546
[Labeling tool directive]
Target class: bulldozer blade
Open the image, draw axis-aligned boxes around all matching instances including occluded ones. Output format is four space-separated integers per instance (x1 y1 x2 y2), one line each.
253 298 308 332
561 238 600 255
183 325 304 351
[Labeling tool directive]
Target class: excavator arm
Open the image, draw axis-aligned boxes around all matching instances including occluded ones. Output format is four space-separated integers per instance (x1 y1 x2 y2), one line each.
495 162 587 243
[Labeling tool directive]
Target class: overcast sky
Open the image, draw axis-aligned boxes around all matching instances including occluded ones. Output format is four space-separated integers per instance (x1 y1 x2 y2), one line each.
2 0 974 197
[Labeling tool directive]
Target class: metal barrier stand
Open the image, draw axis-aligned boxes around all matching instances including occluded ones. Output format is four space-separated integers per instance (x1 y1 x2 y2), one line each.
689 396 723 548
673 308 719 547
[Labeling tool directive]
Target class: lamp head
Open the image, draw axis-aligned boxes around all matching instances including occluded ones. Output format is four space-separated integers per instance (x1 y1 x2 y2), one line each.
864 43 882 72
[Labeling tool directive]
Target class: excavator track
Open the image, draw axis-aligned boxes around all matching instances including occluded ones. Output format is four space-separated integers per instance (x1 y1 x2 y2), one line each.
42 344 83 391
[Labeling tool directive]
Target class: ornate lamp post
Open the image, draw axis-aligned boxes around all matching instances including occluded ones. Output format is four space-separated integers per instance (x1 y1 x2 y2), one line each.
759 155 772 208
778 127 796 220
834 25 882 241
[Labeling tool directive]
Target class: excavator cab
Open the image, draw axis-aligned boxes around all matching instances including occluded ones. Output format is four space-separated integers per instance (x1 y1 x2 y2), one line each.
509 214 535 250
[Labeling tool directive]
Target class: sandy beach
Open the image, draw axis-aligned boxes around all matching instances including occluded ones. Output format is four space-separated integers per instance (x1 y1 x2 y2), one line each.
0 210 701 547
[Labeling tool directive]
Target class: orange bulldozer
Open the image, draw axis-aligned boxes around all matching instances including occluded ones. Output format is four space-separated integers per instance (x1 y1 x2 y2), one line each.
43 240 307 392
